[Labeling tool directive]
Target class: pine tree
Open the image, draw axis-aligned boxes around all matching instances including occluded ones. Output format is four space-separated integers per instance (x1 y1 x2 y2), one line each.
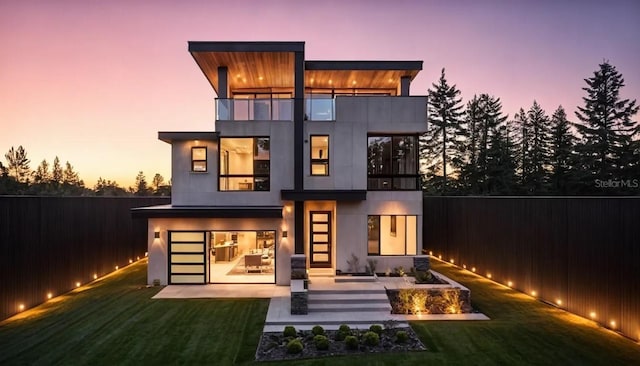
510 108 530 190
4 146 31 183
574 61 639 193
549 106 576 194
34 159 50 184
485 125 517 194
63 161 81 186
457 94 508 194
51 156 63 184
134 171 150 196
526 101 552 194
420 68 464 194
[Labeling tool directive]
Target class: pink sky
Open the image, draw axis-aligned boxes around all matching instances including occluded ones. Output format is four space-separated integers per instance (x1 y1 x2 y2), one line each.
1 0 638 188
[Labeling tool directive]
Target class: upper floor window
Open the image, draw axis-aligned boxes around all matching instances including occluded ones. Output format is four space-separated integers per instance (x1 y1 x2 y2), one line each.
191 146 207 172
310 135 329 176
367 135 419 190
219 137 269 191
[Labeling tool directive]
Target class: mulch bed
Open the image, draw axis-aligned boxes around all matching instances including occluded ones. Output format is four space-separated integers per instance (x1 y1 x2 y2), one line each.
255 326 426 362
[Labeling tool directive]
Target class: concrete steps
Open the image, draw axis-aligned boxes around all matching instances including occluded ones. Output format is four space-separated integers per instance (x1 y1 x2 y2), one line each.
307 284 392 313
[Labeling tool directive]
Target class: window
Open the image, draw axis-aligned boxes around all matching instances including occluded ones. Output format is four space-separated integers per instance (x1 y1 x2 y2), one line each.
367 135 419 190
367 215 417 255
191 147 207 172
219 137 270 191
310 135 329 176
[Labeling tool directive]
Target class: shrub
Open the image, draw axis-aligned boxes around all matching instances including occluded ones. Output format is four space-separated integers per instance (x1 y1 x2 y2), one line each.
313 335 329 350
335 324 351 340
283 326 297 338
311 325 325 336
286 339 303 354
338 324 351 334
395 330 409 343
344 335 359 350
368 324 383 335
362 331 380 347
414 270 433 284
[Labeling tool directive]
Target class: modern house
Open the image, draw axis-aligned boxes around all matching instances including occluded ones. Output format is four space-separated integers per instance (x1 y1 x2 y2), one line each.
133 41 427 286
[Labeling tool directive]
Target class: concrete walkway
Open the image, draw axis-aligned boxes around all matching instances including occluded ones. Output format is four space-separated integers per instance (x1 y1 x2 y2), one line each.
153 284 288 299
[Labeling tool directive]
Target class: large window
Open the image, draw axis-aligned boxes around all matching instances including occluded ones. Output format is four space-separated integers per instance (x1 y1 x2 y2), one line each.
367 215 417 255
191 146 207 172
219 137 269 191
367 135 419 190
310 135 329 176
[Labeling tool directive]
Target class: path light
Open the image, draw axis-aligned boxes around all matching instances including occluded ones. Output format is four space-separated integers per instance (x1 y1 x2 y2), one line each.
93 273 98 280
115 265 119 270
429 251 433 256
556 299 562 306
463 264 467 269
129 259 133 264
471 267 476 272
589 311 597 319
47 292 52 300
145 252 148 257
136 256 140 261
438 254 442 260
450 258 455 264
487 273 492 279
507 281 513 287
76 282 81 288
610 320 617 329
531 290 537 297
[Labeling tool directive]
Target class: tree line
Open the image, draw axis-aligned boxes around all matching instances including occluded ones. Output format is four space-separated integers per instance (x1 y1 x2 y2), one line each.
421 61 639 195
0 149 170 196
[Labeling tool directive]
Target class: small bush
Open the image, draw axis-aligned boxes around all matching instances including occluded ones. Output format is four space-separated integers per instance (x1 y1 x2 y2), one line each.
368 324 383 335
362 331 380 347
344 335 359 350
338 324 351 334
283 326 297 338
313 335 329 350
286 339 303 354
311 325 325 336
395 330 409 343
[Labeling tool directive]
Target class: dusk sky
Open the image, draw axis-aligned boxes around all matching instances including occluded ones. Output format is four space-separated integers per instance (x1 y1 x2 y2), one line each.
1 0 638 188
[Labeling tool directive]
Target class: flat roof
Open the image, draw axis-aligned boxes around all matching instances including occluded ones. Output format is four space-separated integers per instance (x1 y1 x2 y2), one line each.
131 205 283 219
158 131 218 144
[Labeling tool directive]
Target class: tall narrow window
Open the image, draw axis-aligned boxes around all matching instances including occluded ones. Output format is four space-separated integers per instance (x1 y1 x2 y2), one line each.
191 146 207 172
311 135 329 176
367 215 417 255
219 137 270 191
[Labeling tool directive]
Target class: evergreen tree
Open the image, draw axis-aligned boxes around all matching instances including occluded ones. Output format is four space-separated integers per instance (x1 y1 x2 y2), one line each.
485 125 517 194
420 68 464 194
134 171 150 196
63 161 81 186
4 145 31 183
152 173 164 192
51 156 63 184
33 159 50 183
510 108 530 190
526 101 552 194
574 61 639 193
549 106 576 194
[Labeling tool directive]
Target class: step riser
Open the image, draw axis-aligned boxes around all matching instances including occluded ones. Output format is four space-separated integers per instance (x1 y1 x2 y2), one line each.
265 321 408 326
308 299 389 305
308 308 390 313
308 290 386 295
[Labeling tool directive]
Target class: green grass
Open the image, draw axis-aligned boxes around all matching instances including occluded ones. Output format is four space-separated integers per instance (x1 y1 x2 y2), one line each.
1 260 639 365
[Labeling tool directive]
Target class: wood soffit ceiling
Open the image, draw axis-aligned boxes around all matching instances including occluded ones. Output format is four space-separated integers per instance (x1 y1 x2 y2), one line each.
191 51 422 94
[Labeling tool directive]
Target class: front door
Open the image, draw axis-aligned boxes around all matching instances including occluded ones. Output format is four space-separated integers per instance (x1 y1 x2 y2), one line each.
310 211 332 268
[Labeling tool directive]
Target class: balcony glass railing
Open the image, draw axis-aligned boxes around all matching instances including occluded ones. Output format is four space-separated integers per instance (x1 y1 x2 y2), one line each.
305 98 335 121
216 98 293 121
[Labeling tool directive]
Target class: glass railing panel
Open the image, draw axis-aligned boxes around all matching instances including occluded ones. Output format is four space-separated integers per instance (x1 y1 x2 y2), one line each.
216 98 293 121
305 98 335 121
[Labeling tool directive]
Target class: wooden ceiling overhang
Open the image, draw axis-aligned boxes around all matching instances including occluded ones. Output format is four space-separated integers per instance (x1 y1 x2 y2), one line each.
304 60 422 92
188 42 304 95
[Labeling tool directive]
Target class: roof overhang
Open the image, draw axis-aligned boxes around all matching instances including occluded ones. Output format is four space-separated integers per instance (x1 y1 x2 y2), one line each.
131 205 283 219
158 131 218 144
304 60 422 91
188 41 305 94
281 190 367 201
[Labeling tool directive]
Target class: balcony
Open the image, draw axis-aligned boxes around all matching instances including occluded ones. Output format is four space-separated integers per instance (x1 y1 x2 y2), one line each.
216 98 293 121
305 98 335 121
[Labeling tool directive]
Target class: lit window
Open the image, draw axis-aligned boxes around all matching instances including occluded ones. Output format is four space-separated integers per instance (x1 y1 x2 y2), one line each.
311 135 329 176
367 135 419 190
192 146 207 172
367 215 417 255
219 137 270 191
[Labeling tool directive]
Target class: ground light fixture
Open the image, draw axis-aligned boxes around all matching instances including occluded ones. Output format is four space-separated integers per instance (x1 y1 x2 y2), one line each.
531 290 537 297
93 273 98 280
507 281 513 287
486 273 492 279
18 304 25 311
75 282 81 288
556 299 563 306
610 320 616 329
590 311 597 319
47 292 52 300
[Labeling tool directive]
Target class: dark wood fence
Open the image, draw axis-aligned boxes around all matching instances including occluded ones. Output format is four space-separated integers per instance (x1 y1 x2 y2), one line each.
423 196 640 342
0 196 169 321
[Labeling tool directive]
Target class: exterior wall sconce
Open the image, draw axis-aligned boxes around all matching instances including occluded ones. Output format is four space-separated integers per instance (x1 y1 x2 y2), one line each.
282 230 288 238
154 231 160 239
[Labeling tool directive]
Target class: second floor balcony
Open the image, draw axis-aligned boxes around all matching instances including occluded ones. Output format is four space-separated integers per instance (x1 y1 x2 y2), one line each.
216 98 293 121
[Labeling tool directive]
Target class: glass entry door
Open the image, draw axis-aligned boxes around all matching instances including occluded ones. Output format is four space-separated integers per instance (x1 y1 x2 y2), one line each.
310 211 332 268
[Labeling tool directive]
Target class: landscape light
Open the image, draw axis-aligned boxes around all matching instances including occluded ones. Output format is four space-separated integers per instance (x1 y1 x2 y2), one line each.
531 290 537 297
463 264 467 269
438 254 442 259
589 311 597 319
610 320 616 329
507 281 513 287
145 252 148 257
129 259 133 264
18 304 25 311
471 267 476 272
450 259 455 264
115 265 119 270
47 292 52 300
556 299 562 306
76 282 81 288
429 251 433 256
93 273 98 280
486 273 492 279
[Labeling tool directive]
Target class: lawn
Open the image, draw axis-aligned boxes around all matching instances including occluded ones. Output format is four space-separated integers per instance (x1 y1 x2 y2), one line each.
1 260 638 365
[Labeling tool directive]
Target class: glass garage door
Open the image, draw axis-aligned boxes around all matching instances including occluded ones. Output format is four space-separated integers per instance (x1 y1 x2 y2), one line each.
169 231 206 284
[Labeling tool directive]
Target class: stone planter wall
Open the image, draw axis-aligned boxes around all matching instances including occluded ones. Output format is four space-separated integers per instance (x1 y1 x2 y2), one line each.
290 254 308 315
